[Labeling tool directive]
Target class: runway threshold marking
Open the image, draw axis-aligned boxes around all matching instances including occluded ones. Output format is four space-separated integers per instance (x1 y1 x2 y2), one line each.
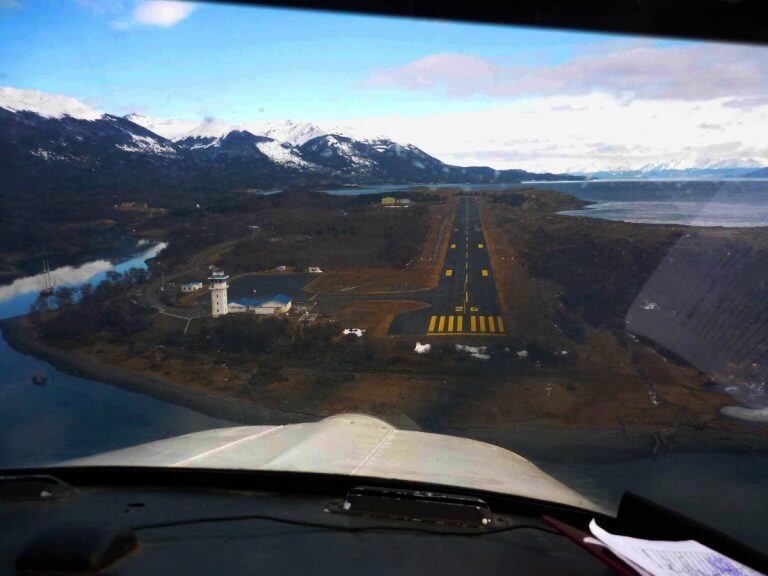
437 316 446 332
428 316 437 332
456 316 463 332
488 316 496 333
447 316 454 332
470 316 477 332
496 316 505 332
479 316 486 332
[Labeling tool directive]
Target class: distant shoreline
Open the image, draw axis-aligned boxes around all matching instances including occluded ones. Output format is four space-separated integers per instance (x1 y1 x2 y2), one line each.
2 315 767 465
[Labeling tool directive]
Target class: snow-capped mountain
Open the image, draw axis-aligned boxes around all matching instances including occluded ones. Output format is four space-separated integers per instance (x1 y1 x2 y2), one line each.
0 86 104 120
246 120 327 146
1 87 582 191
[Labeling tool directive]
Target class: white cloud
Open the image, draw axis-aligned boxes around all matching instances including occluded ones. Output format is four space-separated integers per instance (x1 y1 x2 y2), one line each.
112 1 195 29
342 94 768 172
365 42 768 104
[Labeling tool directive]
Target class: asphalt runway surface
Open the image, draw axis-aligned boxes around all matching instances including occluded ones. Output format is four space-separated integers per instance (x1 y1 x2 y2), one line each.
388 197 506 336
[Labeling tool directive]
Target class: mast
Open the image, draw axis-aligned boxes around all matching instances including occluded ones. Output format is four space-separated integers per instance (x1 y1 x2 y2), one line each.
40 259 55 295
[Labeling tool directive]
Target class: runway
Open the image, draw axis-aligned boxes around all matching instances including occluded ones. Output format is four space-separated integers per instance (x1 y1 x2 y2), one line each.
388 197 506 336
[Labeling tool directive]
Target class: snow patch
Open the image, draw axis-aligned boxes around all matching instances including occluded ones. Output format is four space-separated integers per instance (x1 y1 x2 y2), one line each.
0 86 103 120
254 139 316 169
720 405 768 422
343 328 365 338
124 113 199 140
516 350 529 359
455 344 490 360
414 342 431 354
116 133 176 154
316 135 373 168
30 148 75 162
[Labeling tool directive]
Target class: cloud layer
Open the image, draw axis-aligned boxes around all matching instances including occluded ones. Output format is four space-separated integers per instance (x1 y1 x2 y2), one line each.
348 93 768 172
365 43 768 105
109 1 195 29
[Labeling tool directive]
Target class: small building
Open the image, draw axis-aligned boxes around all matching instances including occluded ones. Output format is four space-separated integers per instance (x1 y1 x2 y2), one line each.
396 198 412 206
381 196 396 206
229 294 292 316
181 281 203 293
275 265 287 272
306 266 323 274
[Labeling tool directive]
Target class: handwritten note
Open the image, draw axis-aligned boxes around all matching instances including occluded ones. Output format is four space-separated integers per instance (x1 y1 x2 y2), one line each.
588 520 764 576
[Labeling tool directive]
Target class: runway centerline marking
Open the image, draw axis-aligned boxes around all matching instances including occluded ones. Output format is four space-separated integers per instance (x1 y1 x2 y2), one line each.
445 269 453 277
481 269 489 277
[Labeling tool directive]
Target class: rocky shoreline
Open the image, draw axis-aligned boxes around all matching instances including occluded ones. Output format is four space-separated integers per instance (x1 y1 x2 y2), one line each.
0 317 308 426
3 315 767 466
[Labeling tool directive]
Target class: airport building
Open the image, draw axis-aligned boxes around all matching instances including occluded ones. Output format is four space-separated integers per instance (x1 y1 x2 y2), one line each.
181 281 203 293
228 294 292 316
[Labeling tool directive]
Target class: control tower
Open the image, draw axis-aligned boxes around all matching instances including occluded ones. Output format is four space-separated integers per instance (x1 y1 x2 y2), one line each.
208 268 229 317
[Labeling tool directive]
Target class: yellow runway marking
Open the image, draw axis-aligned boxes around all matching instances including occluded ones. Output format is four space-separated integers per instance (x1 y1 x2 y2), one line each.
496 316 505 333
457 316 463 332
479 316 486 332
481 269 488 277
445 269 453 277
488 316 496 333
470 316 477 332
437 316 446 332
428 315 437 332
465 262 468 269
447 316 454 332
450 243 456 249
478 243 484 248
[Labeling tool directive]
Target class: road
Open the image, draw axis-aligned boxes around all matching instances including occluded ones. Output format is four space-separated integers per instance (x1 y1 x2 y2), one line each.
388 197 506 336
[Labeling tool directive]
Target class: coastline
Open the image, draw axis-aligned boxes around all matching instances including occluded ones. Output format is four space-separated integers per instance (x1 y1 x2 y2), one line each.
0 316 308 426
3 315 767 465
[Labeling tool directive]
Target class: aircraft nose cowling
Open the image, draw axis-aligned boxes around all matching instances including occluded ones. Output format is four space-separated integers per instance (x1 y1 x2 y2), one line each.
63 413 602 512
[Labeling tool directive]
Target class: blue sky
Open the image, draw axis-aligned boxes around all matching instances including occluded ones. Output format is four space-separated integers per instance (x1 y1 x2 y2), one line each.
1 0 620 120
2 1 767 171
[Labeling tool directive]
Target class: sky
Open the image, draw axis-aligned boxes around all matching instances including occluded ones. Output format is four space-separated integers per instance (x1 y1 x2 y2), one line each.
2 0 768 172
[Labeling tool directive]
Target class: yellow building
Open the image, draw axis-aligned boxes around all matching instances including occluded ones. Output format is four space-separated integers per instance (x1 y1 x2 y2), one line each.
381 196 396 205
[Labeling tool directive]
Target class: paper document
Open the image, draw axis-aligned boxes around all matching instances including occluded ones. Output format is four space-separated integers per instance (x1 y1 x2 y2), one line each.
588 519 764 576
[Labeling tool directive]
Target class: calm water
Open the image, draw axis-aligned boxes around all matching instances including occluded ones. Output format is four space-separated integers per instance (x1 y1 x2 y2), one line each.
0 240 231 467
323 179 768 227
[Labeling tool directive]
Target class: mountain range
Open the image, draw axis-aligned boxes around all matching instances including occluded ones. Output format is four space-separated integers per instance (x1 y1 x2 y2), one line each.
0 88 579 193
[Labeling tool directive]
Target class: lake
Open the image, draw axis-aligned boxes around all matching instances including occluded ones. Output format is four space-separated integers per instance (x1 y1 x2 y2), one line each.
0 239 231 467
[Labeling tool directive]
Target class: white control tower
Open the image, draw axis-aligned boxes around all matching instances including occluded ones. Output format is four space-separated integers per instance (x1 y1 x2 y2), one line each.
208 268 229 317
